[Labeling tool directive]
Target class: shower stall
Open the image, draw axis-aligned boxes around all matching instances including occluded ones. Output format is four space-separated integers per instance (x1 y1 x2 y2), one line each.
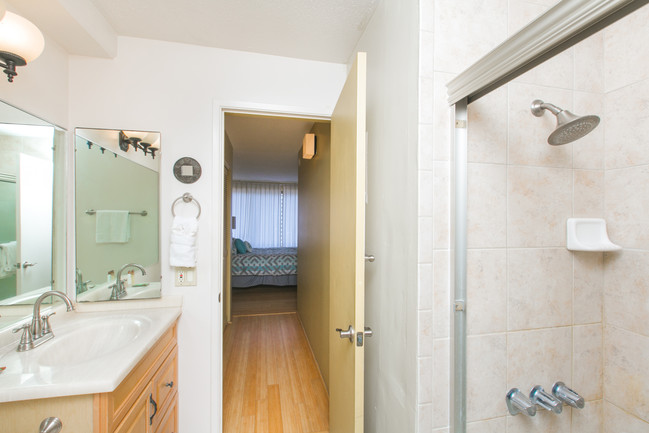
446 1 649 432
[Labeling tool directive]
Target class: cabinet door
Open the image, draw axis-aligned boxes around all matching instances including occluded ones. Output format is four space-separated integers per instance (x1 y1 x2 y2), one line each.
155 399 178 433
113 387 151 433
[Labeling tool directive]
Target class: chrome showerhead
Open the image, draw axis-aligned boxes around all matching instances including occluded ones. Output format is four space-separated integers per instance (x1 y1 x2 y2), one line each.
531 99 600 145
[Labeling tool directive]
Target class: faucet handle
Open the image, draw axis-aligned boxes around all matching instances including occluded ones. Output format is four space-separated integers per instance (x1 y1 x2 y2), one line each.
552 381 585 409
41 312 56 335
530 385 563 414
506 388 537 416
13 323 34 352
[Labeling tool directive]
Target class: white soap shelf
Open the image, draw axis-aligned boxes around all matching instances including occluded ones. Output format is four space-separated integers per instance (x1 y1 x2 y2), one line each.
566 218 621 252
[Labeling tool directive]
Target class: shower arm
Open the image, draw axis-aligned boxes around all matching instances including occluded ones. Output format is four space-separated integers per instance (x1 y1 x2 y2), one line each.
531 100 562 116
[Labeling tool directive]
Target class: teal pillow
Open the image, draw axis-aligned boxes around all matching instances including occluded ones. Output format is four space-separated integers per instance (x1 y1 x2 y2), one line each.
234 238 247 254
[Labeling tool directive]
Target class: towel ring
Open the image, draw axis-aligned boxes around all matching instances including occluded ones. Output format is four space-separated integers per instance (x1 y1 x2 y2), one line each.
172 193 201 218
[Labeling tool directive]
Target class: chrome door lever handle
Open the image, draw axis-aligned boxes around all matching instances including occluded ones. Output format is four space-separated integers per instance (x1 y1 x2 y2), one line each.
335 325 355 343
364 255 375 262
364 327 373 337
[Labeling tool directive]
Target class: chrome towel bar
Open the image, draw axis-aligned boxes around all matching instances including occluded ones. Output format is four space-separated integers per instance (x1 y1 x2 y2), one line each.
86 209 147 216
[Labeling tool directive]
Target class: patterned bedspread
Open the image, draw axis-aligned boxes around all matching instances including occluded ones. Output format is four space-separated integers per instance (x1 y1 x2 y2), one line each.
231 248 297 276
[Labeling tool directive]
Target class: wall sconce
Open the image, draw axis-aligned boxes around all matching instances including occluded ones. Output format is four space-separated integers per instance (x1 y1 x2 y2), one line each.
302 133 316 159
0 5 45 83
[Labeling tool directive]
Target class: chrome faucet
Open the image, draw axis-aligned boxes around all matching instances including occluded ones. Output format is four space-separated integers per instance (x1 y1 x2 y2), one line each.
111 263 147 300
13 290 74 352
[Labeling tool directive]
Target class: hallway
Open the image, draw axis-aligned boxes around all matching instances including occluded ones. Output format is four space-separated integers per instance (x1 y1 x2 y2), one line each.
223 312 329 433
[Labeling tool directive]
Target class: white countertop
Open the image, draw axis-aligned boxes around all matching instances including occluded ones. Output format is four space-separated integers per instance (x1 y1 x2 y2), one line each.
0 306 181 403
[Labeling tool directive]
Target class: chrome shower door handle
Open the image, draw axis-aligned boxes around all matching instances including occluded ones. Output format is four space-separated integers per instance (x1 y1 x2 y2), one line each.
335 325 355 343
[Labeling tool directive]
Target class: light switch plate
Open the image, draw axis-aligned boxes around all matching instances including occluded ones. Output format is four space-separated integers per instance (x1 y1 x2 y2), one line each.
175 267 197 286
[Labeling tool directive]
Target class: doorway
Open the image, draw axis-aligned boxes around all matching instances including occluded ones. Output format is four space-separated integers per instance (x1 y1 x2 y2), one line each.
221 111 331 432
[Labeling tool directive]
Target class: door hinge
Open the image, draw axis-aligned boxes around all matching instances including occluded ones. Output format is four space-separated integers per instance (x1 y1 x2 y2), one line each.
218 293 221 303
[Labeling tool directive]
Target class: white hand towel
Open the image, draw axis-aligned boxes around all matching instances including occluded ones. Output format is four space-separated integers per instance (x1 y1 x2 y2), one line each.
96 210 130 243
0 241 17 278
170 216 198 267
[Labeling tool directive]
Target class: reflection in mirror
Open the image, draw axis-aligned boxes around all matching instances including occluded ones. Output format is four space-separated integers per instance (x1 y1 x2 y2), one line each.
75 128 161 302
0 100 65 329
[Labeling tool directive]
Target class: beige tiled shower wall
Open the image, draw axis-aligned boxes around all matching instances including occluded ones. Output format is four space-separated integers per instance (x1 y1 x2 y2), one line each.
414 0 649 432
601 5 649 431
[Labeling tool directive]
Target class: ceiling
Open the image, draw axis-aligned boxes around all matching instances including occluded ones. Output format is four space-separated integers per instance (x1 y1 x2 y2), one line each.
88 0 378 63
225 114 322 183
9 0 375 182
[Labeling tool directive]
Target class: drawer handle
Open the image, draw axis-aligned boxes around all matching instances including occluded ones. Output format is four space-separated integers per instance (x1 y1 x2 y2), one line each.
165 381 174 388
149 394 158 425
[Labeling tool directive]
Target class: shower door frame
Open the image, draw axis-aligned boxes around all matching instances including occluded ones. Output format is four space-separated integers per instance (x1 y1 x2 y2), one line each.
448 1 649 432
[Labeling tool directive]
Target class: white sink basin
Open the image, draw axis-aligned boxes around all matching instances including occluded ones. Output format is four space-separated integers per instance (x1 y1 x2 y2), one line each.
0 307 181 403
0 313 151 370
36 316 149 367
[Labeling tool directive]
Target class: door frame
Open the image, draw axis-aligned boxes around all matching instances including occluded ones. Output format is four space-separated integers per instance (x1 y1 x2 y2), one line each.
210 100 330 433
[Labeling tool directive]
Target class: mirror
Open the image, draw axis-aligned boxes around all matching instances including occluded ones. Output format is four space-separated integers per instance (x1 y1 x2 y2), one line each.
75 128 161 302
0 99 66 328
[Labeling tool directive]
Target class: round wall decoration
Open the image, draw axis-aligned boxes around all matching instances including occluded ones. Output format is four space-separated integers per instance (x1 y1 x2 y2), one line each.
173 157 202 184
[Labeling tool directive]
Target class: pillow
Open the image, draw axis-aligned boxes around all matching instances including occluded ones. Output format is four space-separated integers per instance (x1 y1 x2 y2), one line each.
244 241 253 252
234 238 247 254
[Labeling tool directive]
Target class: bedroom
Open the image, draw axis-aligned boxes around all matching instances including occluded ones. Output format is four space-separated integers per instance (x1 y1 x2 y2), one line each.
222 112 332 431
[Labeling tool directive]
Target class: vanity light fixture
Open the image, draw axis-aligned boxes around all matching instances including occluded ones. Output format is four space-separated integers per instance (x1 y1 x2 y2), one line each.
119 130 158 159
0 5 45 83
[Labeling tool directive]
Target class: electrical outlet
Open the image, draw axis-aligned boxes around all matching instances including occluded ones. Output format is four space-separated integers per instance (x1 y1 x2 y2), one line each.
175 267 196 286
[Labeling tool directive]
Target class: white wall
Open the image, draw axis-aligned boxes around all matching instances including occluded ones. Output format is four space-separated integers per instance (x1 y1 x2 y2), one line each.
351 1 420 432
0 33 69 128
69 36 346 432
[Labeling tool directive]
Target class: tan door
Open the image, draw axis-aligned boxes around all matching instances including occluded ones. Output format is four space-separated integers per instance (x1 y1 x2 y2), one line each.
329 51 367 433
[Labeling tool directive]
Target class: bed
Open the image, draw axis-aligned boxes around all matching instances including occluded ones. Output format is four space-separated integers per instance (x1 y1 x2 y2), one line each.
231 247 298 288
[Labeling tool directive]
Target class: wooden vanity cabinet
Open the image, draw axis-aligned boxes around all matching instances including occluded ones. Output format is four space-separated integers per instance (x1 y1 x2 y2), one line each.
95 323 178 433
0 321 178 433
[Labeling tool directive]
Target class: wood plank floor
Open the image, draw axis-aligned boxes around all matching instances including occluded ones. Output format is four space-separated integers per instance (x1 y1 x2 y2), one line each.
223 312 329 433
231 286 297 316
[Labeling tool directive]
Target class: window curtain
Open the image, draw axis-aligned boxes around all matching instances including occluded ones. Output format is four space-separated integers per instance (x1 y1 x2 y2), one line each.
282 184 298 248
231 181 297 248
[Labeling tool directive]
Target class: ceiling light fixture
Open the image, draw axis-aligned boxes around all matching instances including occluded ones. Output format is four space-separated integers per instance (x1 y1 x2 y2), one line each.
0 7 45 83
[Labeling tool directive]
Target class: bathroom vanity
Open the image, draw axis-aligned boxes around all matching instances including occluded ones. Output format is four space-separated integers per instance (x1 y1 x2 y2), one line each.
0 307 180 433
